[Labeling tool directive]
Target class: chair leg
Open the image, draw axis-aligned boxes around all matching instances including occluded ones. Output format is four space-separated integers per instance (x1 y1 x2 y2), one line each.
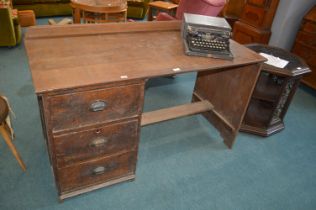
0 124 26 172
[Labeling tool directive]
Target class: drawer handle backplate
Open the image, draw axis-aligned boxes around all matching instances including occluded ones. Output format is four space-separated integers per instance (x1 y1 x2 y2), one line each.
89 137 108 147
92 162 118 175
89 100 107 112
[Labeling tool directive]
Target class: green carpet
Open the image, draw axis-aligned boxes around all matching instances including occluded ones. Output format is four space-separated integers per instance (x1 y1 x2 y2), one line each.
0 21 316 210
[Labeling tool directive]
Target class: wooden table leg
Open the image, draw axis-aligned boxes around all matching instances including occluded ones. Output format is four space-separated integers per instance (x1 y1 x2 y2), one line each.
0 124 26 171
72 8 81 24
147 6 153 21
192 64 262 148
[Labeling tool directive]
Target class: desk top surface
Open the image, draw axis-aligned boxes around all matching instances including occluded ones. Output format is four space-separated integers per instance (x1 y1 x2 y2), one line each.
25 21 265 93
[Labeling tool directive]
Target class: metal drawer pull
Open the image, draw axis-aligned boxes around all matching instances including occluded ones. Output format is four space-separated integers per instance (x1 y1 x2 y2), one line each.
89 137 108 147
92 166 106 175
89 100 107 112
92 162 117 175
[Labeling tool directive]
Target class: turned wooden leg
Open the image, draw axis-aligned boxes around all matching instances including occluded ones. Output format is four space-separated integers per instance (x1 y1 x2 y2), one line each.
147 6 153 21
73 8 81 24
0 124 26 171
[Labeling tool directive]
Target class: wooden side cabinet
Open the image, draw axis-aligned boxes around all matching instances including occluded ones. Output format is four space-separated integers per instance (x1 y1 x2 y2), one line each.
292 6 316 90
241 44 311 136
232 0 279 44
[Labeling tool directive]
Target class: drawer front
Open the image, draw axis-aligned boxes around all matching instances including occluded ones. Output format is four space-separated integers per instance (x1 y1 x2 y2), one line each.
296 31 316 47
57 151 137 192
292 42 316 67
46 83 144 132
241 5 266 27
54 119 139 167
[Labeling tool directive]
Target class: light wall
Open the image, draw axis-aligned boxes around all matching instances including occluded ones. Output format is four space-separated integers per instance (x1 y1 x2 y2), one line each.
269 0 315 50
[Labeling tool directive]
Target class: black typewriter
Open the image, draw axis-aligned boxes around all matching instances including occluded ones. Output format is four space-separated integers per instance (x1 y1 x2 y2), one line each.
182 13 233 60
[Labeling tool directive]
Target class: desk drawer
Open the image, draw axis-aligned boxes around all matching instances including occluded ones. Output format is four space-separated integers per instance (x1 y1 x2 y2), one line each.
54 119 139 167
46 83 144 132
296 31 316 47
57 151 136 192
292 42 316 67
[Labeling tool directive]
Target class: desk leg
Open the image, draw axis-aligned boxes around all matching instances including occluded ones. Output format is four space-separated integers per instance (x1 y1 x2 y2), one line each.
192 64 262 148
72 8 81 24
147 6 153 21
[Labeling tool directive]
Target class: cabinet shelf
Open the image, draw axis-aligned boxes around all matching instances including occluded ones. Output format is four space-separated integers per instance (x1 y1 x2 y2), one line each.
252 73 283 102
243 98 274 128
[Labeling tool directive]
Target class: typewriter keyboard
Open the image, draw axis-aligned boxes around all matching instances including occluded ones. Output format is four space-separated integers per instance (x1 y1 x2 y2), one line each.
188 37 229 52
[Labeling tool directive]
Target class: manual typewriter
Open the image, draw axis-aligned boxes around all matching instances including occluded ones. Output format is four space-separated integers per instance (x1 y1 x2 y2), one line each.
182 13 233 60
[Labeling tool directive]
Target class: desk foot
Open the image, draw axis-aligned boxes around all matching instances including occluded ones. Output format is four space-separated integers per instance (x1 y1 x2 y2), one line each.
192 93 237 148
58 174 135 201
200 108 237 149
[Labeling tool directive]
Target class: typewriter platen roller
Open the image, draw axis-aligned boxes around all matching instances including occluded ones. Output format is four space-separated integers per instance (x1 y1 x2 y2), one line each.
182 13 233 60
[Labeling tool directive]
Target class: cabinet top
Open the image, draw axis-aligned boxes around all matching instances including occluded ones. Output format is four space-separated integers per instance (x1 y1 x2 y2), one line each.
25 21 265 93
246 44 311 76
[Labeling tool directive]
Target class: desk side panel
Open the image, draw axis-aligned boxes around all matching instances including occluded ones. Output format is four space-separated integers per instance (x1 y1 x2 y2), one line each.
193 63 262 148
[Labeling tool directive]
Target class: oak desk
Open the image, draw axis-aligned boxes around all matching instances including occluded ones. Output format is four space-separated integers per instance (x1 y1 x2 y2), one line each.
25 21 265 200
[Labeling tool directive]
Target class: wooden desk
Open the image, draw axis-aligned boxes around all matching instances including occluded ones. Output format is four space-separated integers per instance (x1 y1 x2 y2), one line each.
25 21 265 200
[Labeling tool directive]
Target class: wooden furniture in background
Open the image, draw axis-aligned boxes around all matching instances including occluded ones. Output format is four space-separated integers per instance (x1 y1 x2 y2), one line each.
147 1 178 21
292 6 316 90
70 0 127 23
232 0 279 44
221 0 245 27
18 10 36 27
0 96 26 171
1 0 36 27
241 44 311 136
25 21 265 200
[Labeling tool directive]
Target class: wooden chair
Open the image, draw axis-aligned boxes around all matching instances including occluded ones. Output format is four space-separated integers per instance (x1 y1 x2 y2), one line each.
0 96 26 171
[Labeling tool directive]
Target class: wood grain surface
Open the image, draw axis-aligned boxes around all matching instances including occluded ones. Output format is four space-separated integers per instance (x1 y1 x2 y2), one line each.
25 21 265 93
